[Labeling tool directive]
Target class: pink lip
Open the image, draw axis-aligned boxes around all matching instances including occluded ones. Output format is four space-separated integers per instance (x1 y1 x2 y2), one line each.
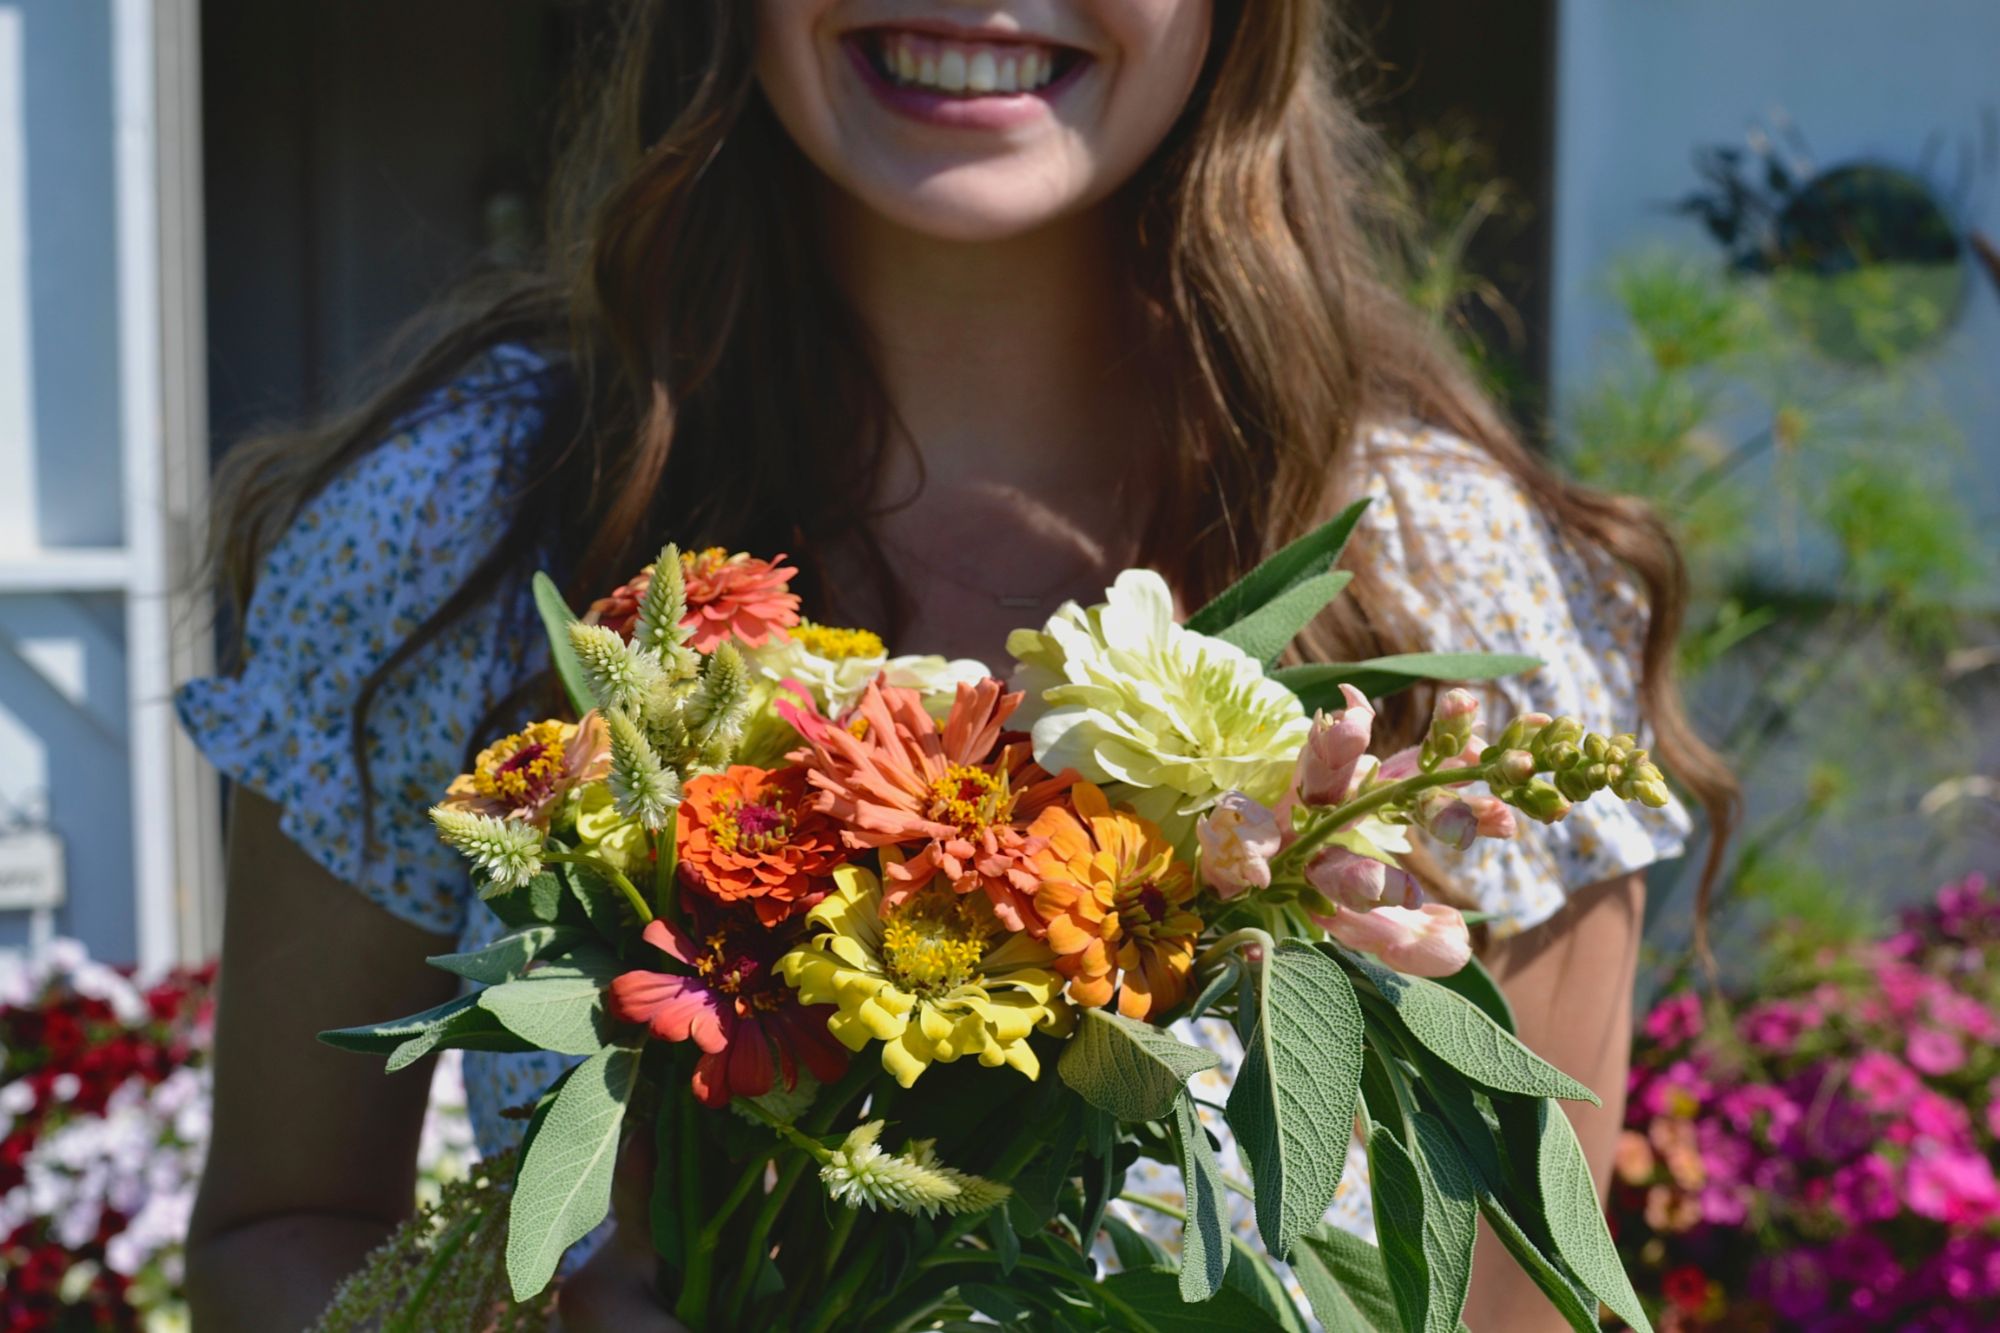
841 33 1090 132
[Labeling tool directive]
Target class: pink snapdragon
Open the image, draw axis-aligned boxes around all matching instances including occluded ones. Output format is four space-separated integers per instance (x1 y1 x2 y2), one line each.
1294 685 1374 807
1316 902 1471 977
1195 793 1286 899
1304 847 1421 912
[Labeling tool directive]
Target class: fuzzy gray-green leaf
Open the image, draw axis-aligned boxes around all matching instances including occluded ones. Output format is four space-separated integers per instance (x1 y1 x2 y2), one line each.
1173 1090 1228 1303
1226 941 1366 1258
505 1046 638 1301
426 924 585 986
1340 950 1598 1105
1536 1100 1652 1332
478 949 622 1057
532 572 595 718
1057 1009 1219 1123
1215 571 1354 667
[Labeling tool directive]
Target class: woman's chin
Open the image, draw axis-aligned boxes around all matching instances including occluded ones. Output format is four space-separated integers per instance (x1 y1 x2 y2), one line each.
833 164 1099 245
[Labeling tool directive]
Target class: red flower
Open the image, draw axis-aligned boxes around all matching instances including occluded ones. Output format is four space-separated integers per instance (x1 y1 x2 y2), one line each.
609 913 846 1108
1662 1264 1710 1314
677 765 848 925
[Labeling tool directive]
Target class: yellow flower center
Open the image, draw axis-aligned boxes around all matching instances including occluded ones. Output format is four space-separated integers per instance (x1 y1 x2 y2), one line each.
791 622 886 661
682 546 732 580
709 792 792 855
881 890 991 996
926 764 1012 836
472 721 568 807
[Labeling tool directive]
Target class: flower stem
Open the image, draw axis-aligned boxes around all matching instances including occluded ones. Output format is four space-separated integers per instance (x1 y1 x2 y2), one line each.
651 825 678 920
543 849 654 923
720 1153 810 1323
1275 764 1497 873
735 1094 834 1163
1195 926 1276 973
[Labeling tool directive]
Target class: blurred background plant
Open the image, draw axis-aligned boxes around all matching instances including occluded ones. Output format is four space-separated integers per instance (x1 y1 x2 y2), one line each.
1386 119 1999 984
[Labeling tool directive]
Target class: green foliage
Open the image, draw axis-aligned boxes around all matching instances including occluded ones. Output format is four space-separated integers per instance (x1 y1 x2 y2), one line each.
1274 653 1542 712
1171 1091 1228 1304
1185 500 1370 637
1058 1010 1220 1124
1225 942 1365 1258
425 925 587 987
476 946 624 1057
505 1046 639 1301
531 573 595 718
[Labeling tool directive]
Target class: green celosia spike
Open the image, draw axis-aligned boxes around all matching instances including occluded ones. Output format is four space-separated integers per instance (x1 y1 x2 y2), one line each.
607 708 680 831
819 1120 962 1218
569 622 667 714
429 808 545 891
938 1169 1012 1216
686 641 751 763
634 544 689 658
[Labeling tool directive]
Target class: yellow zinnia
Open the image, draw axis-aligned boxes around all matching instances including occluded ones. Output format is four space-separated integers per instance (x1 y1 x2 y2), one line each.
776 863 1073 1087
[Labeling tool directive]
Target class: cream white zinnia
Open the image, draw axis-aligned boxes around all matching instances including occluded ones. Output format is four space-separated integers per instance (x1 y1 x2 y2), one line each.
1007 569 1311 822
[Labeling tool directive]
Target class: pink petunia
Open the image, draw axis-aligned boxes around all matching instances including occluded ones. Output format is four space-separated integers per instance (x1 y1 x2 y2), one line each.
1642 992 1704 1047
1907 1026 1968 1077
1848 1051 1921 1114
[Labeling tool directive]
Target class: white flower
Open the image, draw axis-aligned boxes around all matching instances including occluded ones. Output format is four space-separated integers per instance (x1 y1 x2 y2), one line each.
746 622 988 720
1008 569 1311 822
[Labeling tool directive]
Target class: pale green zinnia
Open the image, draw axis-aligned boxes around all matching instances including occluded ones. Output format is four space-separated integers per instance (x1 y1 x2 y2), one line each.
1007 569 1311 823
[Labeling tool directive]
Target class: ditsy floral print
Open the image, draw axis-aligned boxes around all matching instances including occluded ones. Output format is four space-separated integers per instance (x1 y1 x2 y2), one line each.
178 353 1689 1257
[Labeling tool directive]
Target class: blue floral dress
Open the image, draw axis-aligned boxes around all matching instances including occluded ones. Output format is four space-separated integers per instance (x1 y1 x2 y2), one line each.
177 350 1690 1254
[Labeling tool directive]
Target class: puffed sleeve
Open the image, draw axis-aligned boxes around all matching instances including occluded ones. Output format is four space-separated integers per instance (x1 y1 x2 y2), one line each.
176 345 556 936
1352 422 1694 936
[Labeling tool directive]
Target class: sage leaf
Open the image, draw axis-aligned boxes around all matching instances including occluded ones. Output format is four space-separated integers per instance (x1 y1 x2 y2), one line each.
1369 1126 1434 1332
1534 1099 1652 1332
505 1046 639 1301
1338 949 1598 1105
478 950 622 1056
1476 1194 1601 1332
533 572 596 718
1273 653 1541 710
1058 1009 1219 1123
1226 941 1365 1259
1172 1090 1228 1304
1291 1223 1403 1332
1101 1269 1288 1332
426 924 585 986
1410 1114 1479 1332
1185 499 1371 636
1216 571 1354 667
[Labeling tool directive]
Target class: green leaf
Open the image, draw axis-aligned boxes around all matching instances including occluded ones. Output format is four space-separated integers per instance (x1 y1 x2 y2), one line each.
1226 941 1365 1259
1216 571 1354 667
1102 1215 1172 1274
1006 1091 1085 1233
1058 1009 1219 1123
426 924 587 986
1532 1099 1652 1333
1291 1224 1402 1332
1337 949 1598 1105
1172 1090 1228 1304
559 860 630 940
1102 1269 1289 1332
1273 653 1542 711
1223 1241 1309 1333
505 1045 639 1301
1368 1126 1434 1333
1185 499 1371 636
1404 1046 1505 1193
1184 959 1240 1025
1410 1114 1479 1333
533 571 596 718
986 1206 1021 1277
1476 1194 1600 1333
961 1283 1037 1323
1429 954 1515 1035
478 949 623 1056
318 993 533 1065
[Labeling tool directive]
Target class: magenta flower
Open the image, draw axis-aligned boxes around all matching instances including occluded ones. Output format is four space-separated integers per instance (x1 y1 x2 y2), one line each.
1848 1051 1921 1114
1752 1248 1830 1320
1908 1026 1969 1077
1741 999 1808 1053
1906 1147 2000 1225
1828 1153 1900 1225
1642 992 1703 1047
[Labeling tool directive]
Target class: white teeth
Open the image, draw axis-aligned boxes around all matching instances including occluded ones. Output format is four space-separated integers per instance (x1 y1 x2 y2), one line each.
937 48 967 92
875 33 1065 96
967 50 997 93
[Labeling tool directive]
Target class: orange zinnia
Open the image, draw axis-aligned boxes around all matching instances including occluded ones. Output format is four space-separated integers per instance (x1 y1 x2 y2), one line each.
677 765 848 925
1029 783 1203 1021
781 677 1077 934
588 548 801 654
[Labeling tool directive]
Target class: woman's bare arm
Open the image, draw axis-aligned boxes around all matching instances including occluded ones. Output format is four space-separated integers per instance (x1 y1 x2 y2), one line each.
185 790 460 1329
1461 872 1646 1333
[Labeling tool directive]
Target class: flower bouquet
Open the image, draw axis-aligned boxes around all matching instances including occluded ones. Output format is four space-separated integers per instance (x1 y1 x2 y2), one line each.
320 503 1671 1332
1616 873 2000 1332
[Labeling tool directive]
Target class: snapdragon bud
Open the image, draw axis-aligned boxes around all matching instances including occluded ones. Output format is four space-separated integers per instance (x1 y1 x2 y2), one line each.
1296 685 1375 807
1413 788 1479 851
1495 712 1554 751
1422 689 1482 771
1464 795 1519 840
1495 748 1538 787
1197 793 1285 898
1508 779 1573 825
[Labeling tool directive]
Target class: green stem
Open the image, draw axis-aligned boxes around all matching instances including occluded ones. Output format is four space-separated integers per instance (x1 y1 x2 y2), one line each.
1118 1191 1187 1222
385 1212 482 1333
721 1154 810 1323
801 1232 887 1333
820 1205 860 1281
1276 765 1497 875
906 1253 1153 1327
1195 926 1277 974
543 849 654 923
736 1095 835 1163
651 825 678 920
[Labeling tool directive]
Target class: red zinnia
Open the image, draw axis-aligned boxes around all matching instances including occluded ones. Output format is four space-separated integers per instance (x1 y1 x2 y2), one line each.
589 548 801 654
608 913 847 1108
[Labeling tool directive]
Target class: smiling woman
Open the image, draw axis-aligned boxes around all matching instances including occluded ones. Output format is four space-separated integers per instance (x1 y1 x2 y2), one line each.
179 2 1729 1329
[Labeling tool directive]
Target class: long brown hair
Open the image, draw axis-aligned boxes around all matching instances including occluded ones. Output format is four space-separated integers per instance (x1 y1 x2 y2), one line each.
210 0 1735 944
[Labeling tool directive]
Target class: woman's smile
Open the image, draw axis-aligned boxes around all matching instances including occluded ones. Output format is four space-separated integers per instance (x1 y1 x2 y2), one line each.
842 22 1093 130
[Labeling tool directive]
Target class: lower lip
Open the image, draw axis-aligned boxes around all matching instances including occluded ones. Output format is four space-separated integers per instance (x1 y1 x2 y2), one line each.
842 37 1088 131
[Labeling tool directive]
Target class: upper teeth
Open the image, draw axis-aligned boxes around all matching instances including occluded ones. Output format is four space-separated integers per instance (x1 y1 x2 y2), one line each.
878 32 1063 95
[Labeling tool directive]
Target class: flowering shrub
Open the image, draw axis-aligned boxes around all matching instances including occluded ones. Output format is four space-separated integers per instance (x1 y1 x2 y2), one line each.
1616 873 2000 1331
0 941 474 1331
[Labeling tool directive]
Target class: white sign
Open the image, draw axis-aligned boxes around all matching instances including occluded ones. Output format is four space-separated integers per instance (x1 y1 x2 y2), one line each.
0 830 63 911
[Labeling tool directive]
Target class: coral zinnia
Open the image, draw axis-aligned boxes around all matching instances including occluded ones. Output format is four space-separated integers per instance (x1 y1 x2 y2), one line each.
677 765 848 925
590 548 800 654
776 864 1073 1087
781 677 1078 933
609 912 847 1108
1029 783 1204 1020
438 713 610 827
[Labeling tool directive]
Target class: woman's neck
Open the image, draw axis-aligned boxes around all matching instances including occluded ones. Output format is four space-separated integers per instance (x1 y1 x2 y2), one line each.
824 192 1154 496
